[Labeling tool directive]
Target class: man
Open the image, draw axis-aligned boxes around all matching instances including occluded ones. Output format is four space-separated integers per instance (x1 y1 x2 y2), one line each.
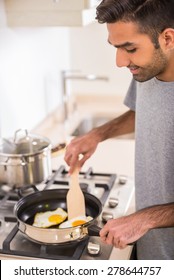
64 0 174 260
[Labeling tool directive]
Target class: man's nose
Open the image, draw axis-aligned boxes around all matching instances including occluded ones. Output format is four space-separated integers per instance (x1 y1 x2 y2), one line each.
116 49 130 68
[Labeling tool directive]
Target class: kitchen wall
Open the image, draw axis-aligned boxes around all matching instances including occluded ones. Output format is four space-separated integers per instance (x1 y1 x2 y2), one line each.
0 27 70 138
0 0 71 138
69 22 132 95
0 0 132 139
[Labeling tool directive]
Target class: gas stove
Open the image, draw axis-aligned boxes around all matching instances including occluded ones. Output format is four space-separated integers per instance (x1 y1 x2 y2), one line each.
0 165 134 260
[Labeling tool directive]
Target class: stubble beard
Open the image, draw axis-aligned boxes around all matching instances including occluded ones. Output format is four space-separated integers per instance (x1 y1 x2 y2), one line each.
132 48 168 83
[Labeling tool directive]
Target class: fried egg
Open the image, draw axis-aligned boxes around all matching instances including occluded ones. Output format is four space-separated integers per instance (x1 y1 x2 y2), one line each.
59 215 93 228
33 207 68 228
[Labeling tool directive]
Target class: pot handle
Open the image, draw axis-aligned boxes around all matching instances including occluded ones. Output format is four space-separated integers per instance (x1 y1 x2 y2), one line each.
14 129 28 144
18 185 38 198
87 224 101 236
0 156 28 166
51 143 66 157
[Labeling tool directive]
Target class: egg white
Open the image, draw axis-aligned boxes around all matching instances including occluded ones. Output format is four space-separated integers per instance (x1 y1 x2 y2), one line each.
33 207 68 228
59 215 93 228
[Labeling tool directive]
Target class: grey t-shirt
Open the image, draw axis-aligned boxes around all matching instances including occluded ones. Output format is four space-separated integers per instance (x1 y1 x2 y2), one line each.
124 78 174 260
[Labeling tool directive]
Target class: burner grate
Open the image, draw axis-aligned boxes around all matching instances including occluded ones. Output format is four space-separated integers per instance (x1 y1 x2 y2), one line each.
45 165 117 204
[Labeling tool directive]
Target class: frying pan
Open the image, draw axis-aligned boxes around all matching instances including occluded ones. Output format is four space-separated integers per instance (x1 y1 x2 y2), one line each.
14 186 102 244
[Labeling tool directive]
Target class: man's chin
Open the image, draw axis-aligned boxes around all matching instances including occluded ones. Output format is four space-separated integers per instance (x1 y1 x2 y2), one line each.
133 74 152 83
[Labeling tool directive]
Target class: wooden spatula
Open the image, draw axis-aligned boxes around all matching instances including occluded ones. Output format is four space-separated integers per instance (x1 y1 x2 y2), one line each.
66 165 86 220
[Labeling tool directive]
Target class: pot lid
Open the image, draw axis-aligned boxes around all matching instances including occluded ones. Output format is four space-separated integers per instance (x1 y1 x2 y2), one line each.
0 129 51 155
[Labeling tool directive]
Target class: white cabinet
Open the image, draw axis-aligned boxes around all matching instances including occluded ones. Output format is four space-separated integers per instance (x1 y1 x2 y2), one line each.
4 0 102 27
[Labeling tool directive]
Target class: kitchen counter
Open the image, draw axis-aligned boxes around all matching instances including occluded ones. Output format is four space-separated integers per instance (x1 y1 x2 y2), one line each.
32 93 134 145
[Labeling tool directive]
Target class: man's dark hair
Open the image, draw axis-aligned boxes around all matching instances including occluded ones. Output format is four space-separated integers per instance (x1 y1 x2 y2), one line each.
96 0 174 48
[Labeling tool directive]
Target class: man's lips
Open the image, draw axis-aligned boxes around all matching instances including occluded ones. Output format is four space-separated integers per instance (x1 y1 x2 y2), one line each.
128 66 140 74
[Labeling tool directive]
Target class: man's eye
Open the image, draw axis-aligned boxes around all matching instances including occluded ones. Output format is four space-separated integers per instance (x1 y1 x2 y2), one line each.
126 48 137 53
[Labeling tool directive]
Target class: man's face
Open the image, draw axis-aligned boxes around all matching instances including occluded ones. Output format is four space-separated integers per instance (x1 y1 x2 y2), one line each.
107 21 168 82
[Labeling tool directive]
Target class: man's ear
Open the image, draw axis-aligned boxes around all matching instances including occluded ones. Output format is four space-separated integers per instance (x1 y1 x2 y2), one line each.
159 28 174 50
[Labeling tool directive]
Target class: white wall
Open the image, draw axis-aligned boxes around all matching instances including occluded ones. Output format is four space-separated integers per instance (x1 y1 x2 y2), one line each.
0 0 71 138
0 1 132 138
0 27 70 138
69 22 132 95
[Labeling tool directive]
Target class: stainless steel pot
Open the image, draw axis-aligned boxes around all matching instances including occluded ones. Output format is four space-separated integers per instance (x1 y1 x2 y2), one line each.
0 129 65 187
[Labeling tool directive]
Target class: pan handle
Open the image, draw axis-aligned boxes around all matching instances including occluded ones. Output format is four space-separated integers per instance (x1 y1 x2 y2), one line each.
87 224 101 236
87 224 135 246
18 184 38 198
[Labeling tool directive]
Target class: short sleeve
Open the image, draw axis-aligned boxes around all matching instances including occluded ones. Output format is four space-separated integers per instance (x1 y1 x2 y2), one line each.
124 79 137 112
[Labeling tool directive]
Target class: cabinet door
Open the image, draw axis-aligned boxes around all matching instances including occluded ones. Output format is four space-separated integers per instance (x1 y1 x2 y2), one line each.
4 0 101 26
5 0 100 11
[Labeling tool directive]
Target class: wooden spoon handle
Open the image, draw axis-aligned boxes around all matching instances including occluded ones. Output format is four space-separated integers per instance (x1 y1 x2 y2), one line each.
70 165 80 185
67 163 86 220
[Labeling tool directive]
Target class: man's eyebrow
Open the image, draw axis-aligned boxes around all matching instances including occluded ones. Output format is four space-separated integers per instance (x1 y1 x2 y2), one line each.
107 39 134 48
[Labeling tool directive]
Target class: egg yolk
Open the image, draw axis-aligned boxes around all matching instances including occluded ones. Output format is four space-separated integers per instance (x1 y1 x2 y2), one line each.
72 220 86 227
48 214 64 224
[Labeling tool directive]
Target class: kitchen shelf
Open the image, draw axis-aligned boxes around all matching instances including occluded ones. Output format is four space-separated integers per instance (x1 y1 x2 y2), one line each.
4 0 102 27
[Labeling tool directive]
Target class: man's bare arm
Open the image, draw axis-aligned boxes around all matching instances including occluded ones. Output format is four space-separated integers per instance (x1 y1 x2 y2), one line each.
64 110 135 173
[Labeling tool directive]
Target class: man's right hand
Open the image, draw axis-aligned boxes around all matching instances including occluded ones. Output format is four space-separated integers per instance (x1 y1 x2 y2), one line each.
64 129 100 174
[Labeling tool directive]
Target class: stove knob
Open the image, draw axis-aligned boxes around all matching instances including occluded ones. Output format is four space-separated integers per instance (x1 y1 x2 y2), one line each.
87 242 101 255
102 211 114 222
108 197 119 208
118 175 127 185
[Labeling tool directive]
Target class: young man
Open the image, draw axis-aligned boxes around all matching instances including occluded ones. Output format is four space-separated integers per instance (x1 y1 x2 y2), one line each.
64 0 174 260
